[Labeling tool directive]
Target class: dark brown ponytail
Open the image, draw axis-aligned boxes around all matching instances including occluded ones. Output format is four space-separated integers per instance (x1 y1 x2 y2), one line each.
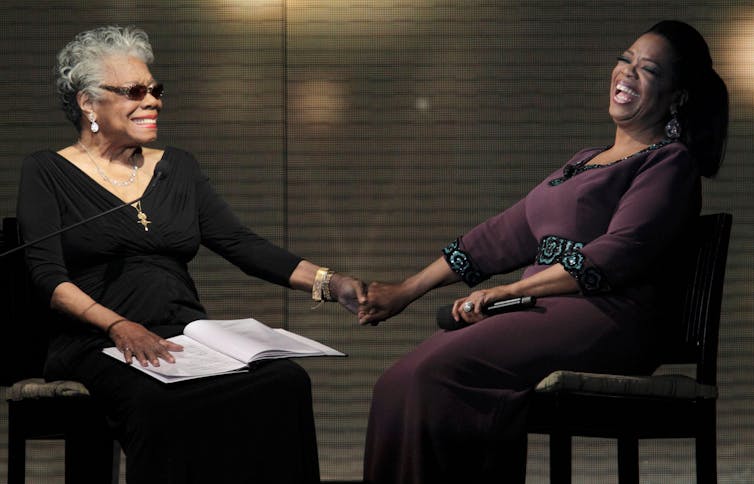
647 20 729 177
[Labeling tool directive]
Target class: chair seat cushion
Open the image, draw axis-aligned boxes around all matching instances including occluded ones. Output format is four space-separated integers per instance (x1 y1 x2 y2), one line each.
8 378 91 401
535 370 718 400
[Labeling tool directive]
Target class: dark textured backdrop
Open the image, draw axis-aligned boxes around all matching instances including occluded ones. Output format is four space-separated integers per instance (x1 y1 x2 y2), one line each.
1 1 752 482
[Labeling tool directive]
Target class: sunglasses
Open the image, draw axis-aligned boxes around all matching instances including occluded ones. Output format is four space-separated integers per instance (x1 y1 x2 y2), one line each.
99 83 165 101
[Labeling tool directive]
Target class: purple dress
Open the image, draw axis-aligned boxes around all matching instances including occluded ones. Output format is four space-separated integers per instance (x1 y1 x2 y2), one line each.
363 140 701 484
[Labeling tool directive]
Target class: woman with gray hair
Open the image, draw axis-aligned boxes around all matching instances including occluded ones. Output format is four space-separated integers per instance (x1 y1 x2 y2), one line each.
17 25 364 483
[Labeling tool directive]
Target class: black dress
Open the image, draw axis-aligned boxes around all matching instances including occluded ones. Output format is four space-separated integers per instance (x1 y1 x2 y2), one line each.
17 148 319 483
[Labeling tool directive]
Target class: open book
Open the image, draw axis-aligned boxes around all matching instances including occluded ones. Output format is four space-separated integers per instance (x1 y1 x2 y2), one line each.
102 317 345 383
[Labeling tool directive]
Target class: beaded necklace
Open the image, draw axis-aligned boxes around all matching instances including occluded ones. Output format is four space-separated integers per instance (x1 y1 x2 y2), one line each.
77 141 151 231
549 138 675 186
78 141 138 187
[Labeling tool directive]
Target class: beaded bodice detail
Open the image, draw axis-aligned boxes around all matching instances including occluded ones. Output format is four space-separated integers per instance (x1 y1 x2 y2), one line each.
549 138 675 186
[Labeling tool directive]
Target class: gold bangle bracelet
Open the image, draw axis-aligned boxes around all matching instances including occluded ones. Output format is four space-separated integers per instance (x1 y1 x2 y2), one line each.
312 267 329 302
312 267 337 308
322 270 335 302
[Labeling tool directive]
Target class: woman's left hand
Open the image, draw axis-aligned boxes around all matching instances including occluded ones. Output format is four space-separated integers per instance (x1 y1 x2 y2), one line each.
329 273 368 315
451 287 508 324
109 320 184 367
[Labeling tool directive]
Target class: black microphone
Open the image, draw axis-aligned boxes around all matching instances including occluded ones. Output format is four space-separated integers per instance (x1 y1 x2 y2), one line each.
0 168 166 259
436 296 536 331
153 168 166 182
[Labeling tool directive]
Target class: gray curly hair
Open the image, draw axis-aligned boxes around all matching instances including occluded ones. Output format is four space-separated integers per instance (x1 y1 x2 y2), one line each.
56 25 154 130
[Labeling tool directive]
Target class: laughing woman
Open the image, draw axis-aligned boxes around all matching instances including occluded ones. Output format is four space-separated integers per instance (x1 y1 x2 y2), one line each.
17 25 365 483
359 20 728 484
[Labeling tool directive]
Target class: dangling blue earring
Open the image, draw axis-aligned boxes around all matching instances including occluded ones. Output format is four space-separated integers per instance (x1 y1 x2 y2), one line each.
664 105 681 139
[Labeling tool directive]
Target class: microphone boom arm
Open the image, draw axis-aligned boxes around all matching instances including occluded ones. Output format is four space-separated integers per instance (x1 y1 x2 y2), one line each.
0 195 143 259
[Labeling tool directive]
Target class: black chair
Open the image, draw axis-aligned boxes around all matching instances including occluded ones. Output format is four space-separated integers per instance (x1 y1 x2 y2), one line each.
527 212 732 484
1 216 120 484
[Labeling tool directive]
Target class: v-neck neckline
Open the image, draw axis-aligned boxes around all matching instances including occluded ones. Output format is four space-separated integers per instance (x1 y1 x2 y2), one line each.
50 148 166 205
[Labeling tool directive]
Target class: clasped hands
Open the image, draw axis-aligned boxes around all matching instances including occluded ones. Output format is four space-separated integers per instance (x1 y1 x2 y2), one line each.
357 281 509 326
323 275 417 325
109 274 503 367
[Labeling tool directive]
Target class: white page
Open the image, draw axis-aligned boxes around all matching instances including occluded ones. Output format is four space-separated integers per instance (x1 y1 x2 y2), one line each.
273 328 345 356
184 318 344 363
102 335 248 382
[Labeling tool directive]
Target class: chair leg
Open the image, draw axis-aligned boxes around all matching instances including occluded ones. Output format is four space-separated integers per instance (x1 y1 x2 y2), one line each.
696 405 718 484
549 433 572 484
65 426 118 483
617 437 639 484
7 436 25 484
7 408 26 484
112 441 122 484
696 436 717 484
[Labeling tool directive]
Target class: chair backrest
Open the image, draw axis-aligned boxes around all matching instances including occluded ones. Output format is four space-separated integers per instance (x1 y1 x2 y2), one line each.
0 216 48 385
662 212 732 387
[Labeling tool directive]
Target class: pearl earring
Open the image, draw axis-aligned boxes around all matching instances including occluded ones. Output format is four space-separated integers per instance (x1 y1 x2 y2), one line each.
88 113 99 133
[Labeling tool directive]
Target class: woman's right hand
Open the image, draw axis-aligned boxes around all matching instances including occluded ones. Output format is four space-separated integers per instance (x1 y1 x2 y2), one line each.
329 273 368 315
358 281 414 325
109 321 184 367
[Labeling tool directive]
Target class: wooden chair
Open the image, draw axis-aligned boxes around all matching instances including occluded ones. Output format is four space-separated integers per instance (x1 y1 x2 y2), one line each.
1 216 120 484
527 212 732 484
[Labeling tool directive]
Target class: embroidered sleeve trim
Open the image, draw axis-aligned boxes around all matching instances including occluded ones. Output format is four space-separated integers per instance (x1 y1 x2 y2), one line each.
536 235 610 294
442 239 485 287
